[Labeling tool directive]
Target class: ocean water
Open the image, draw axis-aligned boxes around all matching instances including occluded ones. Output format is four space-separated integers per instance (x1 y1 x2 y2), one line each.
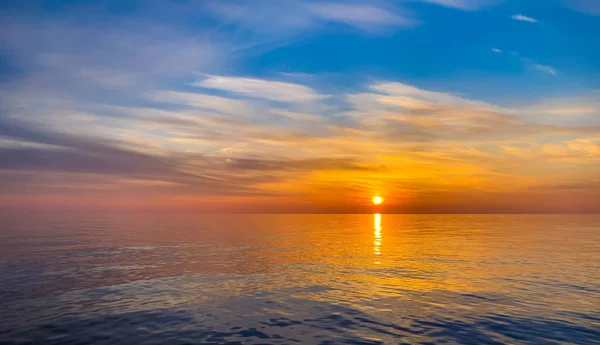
0 213 598 345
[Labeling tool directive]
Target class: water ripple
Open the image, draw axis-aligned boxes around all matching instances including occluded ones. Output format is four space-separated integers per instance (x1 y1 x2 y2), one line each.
1 213 599 344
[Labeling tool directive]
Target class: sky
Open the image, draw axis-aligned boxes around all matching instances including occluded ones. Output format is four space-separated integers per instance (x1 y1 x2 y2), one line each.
0 0 599 213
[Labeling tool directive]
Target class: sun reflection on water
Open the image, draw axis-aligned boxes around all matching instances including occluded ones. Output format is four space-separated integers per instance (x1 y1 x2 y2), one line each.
374 213 382 264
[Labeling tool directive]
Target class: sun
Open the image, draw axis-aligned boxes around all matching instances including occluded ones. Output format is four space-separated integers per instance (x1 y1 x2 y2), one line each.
372 196 383 205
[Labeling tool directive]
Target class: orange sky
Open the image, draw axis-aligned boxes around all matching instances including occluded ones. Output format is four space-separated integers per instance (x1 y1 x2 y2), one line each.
1 80 600 213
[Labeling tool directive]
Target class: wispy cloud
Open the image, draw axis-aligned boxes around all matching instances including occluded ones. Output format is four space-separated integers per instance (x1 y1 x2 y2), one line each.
344 82 575 145
1 20 221 88
150 91 249 115
368 81 497 110
3 75 599 211
525 92 600 116
308 3 413 28
205 0 500 44
207 0 413 38
511 14 538 23
410 0 498 10
193 75 328 103
531 64 558 75
544 108 597 115
0 11 225 119
494 50 558 76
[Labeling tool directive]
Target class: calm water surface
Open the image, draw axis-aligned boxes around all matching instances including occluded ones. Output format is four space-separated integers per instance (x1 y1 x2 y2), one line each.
0 213 599 344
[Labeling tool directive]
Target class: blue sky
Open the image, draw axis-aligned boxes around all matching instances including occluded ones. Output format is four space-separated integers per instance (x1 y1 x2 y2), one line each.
0 0 599 212
1 0 598 101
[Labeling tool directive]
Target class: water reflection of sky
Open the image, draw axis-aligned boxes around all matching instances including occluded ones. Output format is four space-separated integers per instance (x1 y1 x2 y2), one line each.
1 213 599 344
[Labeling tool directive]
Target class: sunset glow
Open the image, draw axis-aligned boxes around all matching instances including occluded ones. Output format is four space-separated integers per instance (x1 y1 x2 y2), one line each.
0 0 598 214
1 2 598 344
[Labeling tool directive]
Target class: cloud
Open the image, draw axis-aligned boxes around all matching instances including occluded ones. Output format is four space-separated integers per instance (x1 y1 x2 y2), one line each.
203 0 498 45
502 146 531 158
540 139 600 162
503 138 600 163
150 91 249 115
0 17 222 94
343 81 599 149
410 0 499 10
0 137 65 150
368 81 498 110
497 52 558 76
511 14 538 23
222 157 375 172
0 117 176 176
272 110 326 122
2 67 599 212
531 64 557 75
528 92 600 116
568 139 600 155
544 108 597 115
206 0 413 40
492 48 502 53
193 75 328 103
0 116 295 196
308 3 413 28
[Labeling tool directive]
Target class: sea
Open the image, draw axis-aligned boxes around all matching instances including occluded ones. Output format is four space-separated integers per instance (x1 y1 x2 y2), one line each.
0 213 598 344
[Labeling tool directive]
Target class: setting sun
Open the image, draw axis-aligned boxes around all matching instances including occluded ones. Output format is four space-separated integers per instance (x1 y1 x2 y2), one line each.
372 196 383 205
